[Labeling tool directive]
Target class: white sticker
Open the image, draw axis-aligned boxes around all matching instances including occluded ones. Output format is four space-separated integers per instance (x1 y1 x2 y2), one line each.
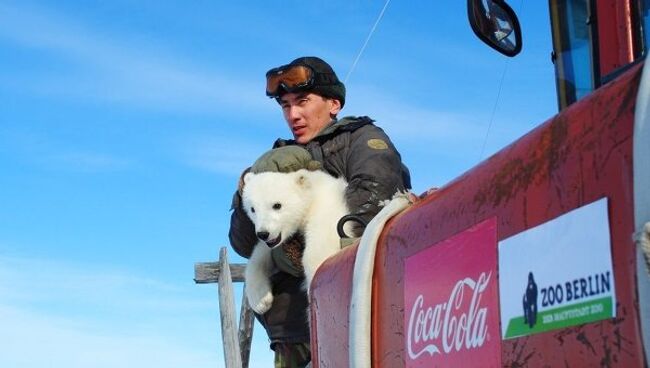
498 198 616 339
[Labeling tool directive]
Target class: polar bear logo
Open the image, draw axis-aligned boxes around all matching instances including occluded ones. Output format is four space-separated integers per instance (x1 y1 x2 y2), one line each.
241 169 349 314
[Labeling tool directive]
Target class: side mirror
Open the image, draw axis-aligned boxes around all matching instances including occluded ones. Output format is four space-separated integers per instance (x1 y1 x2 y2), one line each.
468 0 522 57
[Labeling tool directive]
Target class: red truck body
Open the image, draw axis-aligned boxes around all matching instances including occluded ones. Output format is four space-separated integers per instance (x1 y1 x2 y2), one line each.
311 61 645 367
310 1 650 366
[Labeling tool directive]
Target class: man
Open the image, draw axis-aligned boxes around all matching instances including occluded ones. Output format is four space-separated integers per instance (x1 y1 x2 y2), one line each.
229 56 410 367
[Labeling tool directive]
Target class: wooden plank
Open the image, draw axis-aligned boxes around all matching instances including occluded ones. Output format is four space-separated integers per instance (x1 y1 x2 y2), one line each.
194 262 246 283
239 283 255 368
217 247 242 368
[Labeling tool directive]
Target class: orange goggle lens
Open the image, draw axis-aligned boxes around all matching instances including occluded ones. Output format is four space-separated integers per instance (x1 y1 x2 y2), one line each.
265 65 314 96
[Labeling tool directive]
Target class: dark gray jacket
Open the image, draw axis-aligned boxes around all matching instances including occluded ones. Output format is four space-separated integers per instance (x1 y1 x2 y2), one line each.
228 116 411 345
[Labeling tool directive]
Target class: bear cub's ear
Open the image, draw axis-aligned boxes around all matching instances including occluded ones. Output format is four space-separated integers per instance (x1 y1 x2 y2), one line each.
294 169 310 188
243 172 253 185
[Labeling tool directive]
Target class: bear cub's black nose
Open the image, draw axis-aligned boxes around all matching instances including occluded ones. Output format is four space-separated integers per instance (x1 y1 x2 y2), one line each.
257 231 269 241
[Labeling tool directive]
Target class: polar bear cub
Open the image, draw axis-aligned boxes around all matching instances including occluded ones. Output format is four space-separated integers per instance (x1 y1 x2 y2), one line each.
241 169 349 314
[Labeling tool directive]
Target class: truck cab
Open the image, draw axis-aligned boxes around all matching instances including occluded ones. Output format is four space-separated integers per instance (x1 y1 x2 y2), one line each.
310 0 650 366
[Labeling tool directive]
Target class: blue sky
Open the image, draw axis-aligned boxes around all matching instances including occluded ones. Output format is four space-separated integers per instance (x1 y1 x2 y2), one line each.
0 1 557 366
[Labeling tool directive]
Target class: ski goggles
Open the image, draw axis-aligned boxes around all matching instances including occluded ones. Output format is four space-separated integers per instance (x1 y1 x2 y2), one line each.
265 64 334 97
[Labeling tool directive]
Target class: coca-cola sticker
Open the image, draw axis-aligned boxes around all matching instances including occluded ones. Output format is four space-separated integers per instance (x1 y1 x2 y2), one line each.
404 218 501 368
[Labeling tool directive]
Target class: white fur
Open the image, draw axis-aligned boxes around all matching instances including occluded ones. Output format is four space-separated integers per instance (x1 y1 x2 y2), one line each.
241 169 349 314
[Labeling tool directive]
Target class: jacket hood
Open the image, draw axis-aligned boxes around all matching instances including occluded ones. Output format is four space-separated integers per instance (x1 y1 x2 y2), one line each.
314 116 374 139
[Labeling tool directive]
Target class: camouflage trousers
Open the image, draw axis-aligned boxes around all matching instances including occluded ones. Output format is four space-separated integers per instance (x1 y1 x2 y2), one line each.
274 342 311 368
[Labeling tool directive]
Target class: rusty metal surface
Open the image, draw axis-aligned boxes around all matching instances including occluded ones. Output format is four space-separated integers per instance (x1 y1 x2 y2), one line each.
374 63 644 367
311 64 645 367
310 244 357 368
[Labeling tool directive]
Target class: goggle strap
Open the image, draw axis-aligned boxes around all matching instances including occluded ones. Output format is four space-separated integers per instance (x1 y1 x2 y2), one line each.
313 72 338 86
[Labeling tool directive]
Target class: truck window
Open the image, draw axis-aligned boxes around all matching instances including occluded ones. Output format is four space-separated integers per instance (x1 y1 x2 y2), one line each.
549 0 597 110
551 0 649 110
640 0 650 54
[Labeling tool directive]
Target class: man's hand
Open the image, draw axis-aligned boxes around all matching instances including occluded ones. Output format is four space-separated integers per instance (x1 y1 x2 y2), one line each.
251 146 321 174
237 146 320 196
272 233 306 277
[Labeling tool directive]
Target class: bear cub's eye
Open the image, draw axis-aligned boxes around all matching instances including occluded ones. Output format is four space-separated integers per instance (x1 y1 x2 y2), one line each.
250 207 255 213
272 203 282 210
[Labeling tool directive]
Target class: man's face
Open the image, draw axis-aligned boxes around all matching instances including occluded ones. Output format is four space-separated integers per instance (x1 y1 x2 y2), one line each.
279 92 341 144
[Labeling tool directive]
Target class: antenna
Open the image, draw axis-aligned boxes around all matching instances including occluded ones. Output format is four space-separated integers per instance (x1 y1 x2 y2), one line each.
345 0 391 83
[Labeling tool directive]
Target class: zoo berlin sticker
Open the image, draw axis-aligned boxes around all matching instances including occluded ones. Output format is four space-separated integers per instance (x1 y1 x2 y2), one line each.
403 218 501 368
498 198 616 339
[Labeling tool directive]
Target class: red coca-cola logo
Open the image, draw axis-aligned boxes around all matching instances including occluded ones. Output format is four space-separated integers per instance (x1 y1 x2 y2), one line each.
404 219 501 367
407 272 491 358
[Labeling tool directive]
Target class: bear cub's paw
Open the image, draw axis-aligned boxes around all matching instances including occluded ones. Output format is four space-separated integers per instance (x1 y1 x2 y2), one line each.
247 282 274 314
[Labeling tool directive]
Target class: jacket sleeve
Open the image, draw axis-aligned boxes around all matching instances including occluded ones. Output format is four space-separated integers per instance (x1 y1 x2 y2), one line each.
344 124 411 234
228 191 257 258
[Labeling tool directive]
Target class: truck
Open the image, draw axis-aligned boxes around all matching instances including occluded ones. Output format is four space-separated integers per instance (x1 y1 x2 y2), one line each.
309 0 650 366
